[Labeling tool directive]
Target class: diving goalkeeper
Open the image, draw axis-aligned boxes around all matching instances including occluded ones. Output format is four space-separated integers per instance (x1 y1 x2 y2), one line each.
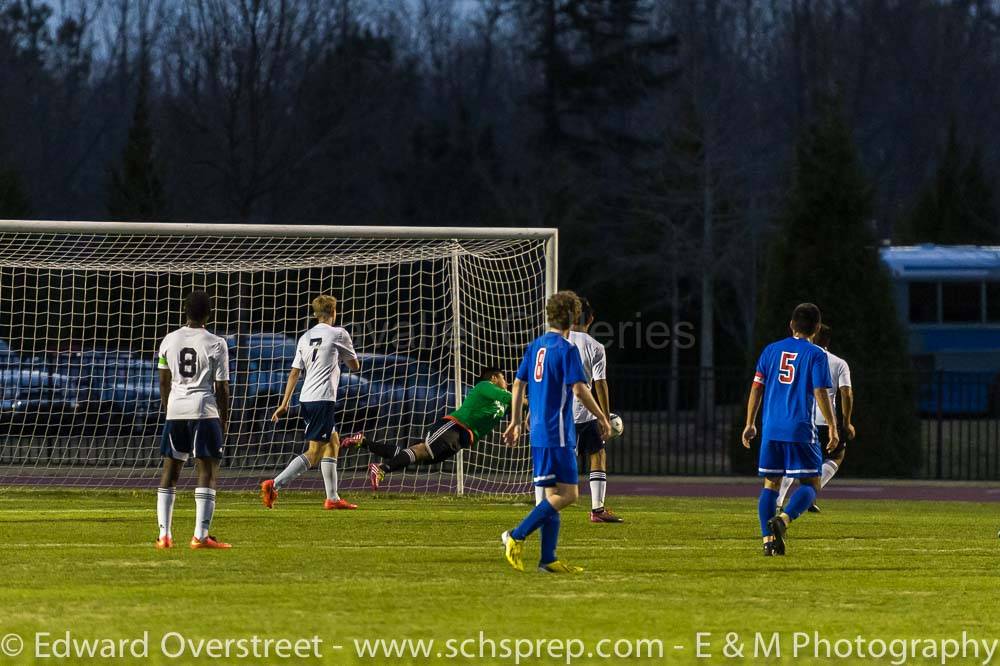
341 367 512 490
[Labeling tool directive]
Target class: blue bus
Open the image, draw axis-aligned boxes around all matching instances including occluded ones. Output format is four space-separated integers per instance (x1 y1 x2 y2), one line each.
881 245 1000 414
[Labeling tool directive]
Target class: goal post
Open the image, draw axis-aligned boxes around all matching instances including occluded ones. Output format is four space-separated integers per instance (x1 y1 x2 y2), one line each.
0 221 557 496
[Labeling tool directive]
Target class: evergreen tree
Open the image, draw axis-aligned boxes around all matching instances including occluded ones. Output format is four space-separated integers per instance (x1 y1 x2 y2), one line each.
107 68 165 221
901 122 998 244
519 0 678 314
520 0 677 157
749 100 919 477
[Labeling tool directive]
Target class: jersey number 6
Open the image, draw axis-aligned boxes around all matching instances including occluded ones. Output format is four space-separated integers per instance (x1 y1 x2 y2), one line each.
533 348 546 382
778 351 798 385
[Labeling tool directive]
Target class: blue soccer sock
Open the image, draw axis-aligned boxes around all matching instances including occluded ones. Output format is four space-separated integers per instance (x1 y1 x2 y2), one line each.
539 512 561 565
511 497 558 541
784 484 818 521
758 488 778 537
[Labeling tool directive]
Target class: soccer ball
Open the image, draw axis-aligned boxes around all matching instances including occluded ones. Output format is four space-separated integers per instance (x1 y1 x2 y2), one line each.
608 413 624 440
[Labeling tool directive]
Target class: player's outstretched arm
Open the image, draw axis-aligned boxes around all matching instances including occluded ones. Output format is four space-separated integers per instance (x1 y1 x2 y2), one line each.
814 388 840 452
159 369 172 413
840 386 855 440
742 383 762 448
573 382 610 439
272 368 301 422
216 380 230 436
502 379 526 446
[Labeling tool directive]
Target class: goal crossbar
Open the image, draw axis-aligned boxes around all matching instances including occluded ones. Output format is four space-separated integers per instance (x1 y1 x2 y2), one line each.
0 220 557 241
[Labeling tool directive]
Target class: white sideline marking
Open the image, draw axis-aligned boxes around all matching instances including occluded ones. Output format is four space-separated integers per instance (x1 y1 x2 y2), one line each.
0 509 153 514
0 543 690 551
0 543 987 555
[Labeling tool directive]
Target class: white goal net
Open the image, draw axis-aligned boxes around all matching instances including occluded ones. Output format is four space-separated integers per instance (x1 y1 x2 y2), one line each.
0 221 555 495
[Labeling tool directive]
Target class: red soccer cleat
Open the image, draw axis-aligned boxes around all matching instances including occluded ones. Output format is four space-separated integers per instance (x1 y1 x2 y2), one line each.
324 498 358 510
368 462 385 491
190 535 232 549
340 432 366 448
590 508 625 523
260 479 277 509
155 536 173 549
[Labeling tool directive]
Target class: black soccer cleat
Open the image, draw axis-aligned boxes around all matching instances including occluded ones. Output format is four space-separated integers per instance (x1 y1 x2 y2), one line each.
808 503 821 514
762 540 785 557
767 515 788 555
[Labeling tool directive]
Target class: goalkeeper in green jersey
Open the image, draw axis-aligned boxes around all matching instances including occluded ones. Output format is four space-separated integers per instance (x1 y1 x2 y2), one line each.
341 368 512 490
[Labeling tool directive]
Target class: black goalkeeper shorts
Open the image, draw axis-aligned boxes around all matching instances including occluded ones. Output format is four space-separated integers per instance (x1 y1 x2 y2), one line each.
424 418 473 461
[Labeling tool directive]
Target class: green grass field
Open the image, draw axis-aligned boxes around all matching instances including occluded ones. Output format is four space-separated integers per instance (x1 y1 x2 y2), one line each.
2 489 999 665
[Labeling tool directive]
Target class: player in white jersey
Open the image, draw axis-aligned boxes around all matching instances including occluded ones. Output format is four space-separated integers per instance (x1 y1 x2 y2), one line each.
567 297 623 523
776 323 855 512
260 295 362 510
155 291 231 550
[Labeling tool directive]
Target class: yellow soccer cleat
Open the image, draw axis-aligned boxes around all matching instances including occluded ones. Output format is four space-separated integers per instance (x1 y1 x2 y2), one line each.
538 560 584 574
501 530 525 572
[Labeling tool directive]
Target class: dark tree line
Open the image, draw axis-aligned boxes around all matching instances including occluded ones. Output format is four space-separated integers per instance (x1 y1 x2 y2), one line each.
1 0 999 377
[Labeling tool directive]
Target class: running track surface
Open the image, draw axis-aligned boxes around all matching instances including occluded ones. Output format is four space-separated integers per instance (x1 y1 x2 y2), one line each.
611 478 1000 503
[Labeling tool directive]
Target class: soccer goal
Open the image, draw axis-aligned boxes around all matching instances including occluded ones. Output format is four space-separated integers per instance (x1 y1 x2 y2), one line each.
0 221 556 496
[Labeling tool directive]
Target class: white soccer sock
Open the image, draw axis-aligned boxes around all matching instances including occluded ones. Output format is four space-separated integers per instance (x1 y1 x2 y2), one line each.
590 471 607 511
274 454 311 490
534 486 545 506
821 460 840 489
157 487 176 538
321 457 339 501
193 487 216 540
776 476 795 508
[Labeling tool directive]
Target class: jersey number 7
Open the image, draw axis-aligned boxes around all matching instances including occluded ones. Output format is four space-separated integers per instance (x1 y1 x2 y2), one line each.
309 337 322 362
778 352 798 385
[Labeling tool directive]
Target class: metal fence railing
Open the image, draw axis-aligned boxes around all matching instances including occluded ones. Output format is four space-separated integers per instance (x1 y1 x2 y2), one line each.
915 370 1000 480
605 366 744 477
605 365 1000 480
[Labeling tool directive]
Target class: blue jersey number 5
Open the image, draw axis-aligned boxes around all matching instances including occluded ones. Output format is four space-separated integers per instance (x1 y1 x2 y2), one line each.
778 352 797 385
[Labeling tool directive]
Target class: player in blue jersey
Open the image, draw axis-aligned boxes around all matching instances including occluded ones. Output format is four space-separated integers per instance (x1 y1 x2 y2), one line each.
500 291 611 574
742 303 838 556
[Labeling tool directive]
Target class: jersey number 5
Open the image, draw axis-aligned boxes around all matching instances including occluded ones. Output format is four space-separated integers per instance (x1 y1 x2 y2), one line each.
533 348 547 382
778 351 798 384
179 348 197 378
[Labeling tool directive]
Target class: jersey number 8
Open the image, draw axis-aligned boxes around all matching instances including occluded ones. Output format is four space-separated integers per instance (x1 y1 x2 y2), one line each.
179 348 197 378
533 348 547 382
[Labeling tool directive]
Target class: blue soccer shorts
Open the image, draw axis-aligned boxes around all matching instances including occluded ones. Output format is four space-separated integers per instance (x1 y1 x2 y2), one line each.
758 439 822 478
300 400 337 442
532 446 579 487
161 419 224 461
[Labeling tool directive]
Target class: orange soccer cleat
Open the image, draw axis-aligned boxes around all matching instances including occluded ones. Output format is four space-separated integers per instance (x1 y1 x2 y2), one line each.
260 479 277 509
324 498 358 510
155 536 173 549
190 535 232 549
